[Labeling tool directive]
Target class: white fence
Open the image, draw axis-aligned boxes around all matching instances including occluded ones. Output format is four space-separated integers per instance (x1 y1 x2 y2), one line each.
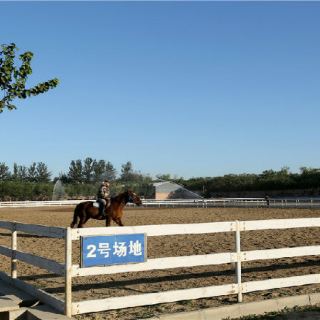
1 218 320 316
0 200 82 208
1 198 320 208
0 221 66 313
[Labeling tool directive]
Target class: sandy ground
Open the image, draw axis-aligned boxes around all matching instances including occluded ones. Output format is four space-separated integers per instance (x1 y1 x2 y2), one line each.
0 206 320 319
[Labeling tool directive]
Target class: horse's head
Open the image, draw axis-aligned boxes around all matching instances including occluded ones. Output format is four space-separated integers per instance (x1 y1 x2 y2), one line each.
126 190 142 206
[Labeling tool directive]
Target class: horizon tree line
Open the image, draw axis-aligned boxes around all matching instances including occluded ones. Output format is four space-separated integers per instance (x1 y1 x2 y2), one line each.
0 159 152 184
1 160 320 197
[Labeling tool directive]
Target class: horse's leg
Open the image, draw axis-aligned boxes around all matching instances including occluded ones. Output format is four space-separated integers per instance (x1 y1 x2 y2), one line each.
70 207 79 228
113 217 124 227
105 215 111 227
77 213 89 228
77 219 85 228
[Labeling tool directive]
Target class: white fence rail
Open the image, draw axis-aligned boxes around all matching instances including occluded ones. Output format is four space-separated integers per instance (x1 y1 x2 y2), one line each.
0 221 66 314
0 200 82 208
1 198 320 208
1 218 320 316
141 198 320 208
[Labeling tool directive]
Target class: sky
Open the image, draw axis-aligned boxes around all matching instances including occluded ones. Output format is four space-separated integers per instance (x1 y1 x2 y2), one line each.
0 1 320 179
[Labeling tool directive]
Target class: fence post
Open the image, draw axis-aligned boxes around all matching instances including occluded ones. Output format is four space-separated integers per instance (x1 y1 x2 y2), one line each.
11 222 17 279
235 220 242 302
65 227 72 317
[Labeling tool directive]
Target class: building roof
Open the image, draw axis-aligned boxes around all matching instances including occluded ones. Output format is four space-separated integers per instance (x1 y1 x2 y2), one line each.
153 181 203 198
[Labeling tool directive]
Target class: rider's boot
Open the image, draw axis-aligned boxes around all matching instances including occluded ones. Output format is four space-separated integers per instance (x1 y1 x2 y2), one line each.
99 203 106 219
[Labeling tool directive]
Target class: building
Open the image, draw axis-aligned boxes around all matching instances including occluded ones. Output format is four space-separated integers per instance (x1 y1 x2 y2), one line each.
153 181 203 200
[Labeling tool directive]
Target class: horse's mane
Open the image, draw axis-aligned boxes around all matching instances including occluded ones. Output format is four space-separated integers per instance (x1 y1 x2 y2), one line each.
111 190 130 201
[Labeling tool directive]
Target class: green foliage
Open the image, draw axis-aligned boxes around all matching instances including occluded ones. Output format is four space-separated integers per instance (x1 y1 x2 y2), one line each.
0 162 10 180
0 43 59 112
0 181 53 201
12 163 27 180
1 159 320 200
68 160 83 183
174 167 320 197
68 158 117 183
156 173 172 181
27 162 37 182
36 162 51 182
83 157 95 183
9 162 51 183
120 161 134 181
105 161 117 181
64 183 97 199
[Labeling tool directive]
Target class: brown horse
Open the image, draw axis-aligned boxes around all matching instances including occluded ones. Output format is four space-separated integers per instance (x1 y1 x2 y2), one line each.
70 190 142 228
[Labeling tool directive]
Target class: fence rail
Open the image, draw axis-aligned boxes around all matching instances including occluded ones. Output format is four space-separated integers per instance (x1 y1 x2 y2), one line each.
0 218 320 316
0 200 82 208
1 198 320 208
0 220 66 314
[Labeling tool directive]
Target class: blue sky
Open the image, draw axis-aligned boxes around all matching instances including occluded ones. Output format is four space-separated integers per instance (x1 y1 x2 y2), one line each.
1 2 320 179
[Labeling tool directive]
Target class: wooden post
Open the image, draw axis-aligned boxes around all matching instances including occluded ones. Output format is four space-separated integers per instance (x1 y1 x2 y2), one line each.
11 222 17 279
65 227 72 317
235 220 242 302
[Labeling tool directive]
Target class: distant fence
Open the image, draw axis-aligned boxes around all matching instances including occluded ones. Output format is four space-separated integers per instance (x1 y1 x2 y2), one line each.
0 200 81 208
1 198 320 208
141 198 320 208
1 218 320 316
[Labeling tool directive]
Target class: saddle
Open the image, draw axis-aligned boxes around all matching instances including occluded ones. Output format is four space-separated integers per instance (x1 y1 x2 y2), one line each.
93 200 111 215
93 201 100 208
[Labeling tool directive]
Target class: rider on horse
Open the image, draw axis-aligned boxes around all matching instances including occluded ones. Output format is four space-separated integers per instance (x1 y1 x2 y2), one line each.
97 179 111 218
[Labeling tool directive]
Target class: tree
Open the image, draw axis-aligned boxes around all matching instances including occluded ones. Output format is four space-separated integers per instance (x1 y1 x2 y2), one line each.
92 160 106 182
27 162 37 182
12 163 28 181
0 162 10 180
57 172 72 184
105 161 117 181
68 160 83 183
36 162 51 182
156 174 172 181
82 157 95 183
0 43 59 113
120 161 134 181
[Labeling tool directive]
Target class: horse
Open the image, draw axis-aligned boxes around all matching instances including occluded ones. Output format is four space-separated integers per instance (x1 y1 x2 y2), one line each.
70 190 142 228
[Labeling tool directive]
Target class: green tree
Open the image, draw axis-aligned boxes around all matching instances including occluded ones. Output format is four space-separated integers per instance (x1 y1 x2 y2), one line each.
91 160 117 182
0 162 10 180
82 157 95 183
68 160 83 183
27 162 37 182
0 43 59 112
120 161 134 182
36 162 51 182
105 161 117 181
156 174 172 181
12 163 28 181
92 160 106 182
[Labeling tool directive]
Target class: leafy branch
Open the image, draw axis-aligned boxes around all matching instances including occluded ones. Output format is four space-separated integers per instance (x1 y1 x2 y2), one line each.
0 43 59 112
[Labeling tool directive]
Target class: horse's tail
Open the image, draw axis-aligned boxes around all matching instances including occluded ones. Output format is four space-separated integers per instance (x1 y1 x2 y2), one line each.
70 203 80 228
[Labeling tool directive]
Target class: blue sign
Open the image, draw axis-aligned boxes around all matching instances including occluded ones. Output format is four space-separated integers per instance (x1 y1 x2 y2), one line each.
81 233 146 267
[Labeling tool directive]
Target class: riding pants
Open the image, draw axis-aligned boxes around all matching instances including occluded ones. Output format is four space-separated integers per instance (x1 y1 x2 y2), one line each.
97 198 107 217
